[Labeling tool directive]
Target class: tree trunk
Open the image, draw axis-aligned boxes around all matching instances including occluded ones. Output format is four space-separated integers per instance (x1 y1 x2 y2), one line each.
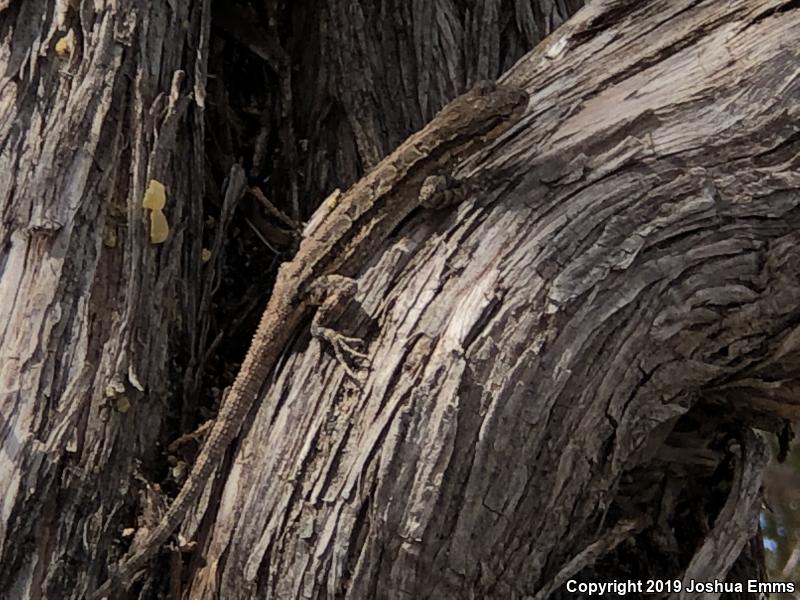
0 0 210 597
2 1 800 599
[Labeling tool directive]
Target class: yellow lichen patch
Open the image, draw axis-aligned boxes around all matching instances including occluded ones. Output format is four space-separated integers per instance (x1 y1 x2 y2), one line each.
102 224 117 248
114 395 131 413
143 179 167 211
142 179 169 244
104 379 124 398
149 209 169 244
54 30 75 59
201 248 212 262
326 188 342 209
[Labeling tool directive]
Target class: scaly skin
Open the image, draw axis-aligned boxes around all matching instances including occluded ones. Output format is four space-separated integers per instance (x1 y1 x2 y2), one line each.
91 275 309 598
91 80 528 598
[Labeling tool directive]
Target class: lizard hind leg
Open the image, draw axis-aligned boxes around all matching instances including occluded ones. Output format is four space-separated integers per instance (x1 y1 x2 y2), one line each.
308 274 370 379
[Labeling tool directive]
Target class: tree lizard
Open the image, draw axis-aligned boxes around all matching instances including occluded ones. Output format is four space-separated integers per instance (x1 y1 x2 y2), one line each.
91 79 528 598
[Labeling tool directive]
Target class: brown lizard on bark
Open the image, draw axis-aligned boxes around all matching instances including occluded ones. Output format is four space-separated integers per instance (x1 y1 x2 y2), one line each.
91 79 528 598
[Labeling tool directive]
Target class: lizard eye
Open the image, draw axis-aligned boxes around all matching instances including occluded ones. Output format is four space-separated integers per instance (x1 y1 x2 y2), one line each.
470 80 496 96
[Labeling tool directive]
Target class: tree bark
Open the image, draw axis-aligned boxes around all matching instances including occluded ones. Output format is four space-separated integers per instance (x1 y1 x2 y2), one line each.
0 0 210 597
2 1 800 599
195 1 800 598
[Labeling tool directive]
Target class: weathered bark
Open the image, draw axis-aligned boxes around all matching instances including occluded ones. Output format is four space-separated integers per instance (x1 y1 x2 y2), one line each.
2 0 799 599
0 0 210 597
208 0 581 223
193 1 800 599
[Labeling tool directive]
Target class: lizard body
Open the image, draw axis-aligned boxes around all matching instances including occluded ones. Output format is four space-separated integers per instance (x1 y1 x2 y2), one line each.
92 80 528 598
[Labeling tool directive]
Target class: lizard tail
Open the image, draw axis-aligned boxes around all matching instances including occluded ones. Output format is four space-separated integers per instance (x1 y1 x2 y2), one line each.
89 431 228 599
90 292 302 598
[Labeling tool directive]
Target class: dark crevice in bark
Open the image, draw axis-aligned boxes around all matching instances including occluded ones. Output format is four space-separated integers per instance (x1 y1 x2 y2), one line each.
5 0 800 598
745 0 800 27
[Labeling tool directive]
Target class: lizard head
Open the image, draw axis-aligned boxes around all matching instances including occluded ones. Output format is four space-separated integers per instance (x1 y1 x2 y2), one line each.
433 80 529 155
470 80 528 130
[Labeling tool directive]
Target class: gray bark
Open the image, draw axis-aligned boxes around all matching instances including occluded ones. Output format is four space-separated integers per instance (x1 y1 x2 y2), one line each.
1 0 799 599
0 0 210 597
196 1 800 599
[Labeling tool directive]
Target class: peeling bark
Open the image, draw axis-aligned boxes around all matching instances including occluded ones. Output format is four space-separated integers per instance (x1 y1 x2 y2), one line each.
191 1 800 599
1 1 799 599
0 0 210 597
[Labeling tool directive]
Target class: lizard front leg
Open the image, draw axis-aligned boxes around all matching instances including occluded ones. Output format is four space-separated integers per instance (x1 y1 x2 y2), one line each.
308 274 369 379
418 174 474 209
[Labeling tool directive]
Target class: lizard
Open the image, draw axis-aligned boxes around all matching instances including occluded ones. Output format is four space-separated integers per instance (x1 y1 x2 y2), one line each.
90 79 528 599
